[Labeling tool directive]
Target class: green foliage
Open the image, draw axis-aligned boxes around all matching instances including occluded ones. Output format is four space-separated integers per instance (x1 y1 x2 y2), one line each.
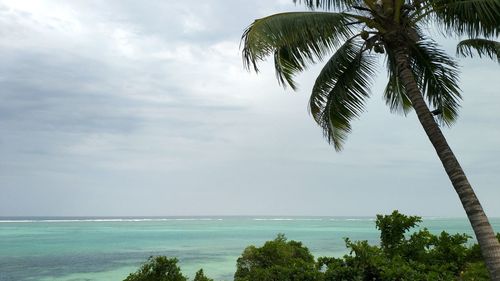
193 269 213 281
383 37 462 125
408 40 462 126
234 234 319 281
124 256 187 281
429 0 500 38
309 39 377 150
317 211 489 280
376 210 422 255
241 12 353 90
292 0 357 11
460 262 490 281
457 38 500 63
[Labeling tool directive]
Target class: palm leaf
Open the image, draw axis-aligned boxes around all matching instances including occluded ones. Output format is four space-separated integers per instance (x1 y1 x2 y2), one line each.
242 12 354 89
309 40 377 150
384 47 413 115
409 40 462 126
426 0 500 37
457 38 500 63
292 0 362 11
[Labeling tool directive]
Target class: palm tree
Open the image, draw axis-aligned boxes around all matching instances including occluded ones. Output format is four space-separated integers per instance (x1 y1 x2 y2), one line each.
241 0 500 278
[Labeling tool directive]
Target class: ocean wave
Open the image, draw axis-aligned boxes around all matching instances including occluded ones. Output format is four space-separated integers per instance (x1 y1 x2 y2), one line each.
0 218 225 223
329 218 375 221
252 218 323 221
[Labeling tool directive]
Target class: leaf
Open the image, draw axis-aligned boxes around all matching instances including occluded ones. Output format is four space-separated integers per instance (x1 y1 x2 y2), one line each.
409 40 462 126
309 40 377 150
456 38 500 63
292 0 362 11
384 47 413 115
241 12 354 89
427 0 500 38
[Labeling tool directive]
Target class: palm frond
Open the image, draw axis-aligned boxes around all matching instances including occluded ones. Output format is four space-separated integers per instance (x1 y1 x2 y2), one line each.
292 0 361 11
309 40 377 150
384 46 413 115
456 38 500 63
426 0 500 37
381 24 425 116
409 40 462 126
242 12 354 89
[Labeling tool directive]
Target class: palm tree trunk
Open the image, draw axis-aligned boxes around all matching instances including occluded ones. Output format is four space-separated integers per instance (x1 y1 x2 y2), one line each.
393 47 500 280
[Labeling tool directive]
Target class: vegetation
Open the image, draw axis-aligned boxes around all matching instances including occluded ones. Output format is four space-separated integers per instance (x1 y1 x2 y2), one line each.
124 256 187 281
126 211 500 281
193 269 214 281
240 0 500 277
234 233 319 281
456 38 500 63
318 211 489 280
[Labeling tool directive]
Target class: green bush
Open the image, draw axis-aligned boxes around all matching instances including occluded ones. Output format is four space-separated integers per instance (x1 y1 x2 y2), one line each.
124 256 187 281
234 234 319 281
193 269 213 281
317 211 490 281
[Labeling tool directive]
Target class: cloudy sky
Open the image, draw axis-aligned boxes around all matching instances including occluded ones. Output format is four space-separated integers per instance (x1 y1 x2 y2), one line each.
0 0 499 217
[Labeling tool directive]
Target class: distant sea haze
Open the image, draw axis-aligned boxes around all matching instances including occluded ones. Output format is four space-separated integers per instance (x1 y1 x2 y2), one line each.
1 217 499 281
0 216 379 223
1 215 463 222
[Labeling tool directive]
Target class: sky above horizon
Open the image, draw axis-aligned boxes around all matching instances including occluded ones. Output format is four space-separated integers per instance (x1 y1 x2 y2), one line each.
0 0 499 217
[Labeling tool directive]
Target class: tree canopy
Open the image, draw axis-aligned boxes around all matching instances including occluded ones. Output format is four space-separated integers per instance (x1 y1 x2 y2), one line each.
124 256 187 281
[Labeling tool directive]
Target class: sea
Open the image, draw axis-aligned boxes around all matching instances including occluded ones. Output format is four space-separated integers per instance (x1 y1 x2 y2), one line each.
1 216 499 281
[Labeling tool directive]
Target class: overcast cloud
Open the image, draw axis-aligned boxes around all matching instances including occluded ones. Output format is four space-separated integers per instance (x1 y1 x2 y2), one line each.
0 0 499 217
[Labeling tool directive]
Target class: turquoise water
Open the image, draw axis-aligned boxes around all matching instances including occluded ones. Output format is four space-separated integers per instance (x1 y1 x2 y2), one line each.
1 217 499 281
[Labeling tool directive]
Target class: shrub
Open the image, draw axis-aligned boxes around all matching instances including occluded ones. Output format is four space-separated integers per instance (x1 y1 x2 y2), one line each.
124 256 187 281
234 234 319 281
